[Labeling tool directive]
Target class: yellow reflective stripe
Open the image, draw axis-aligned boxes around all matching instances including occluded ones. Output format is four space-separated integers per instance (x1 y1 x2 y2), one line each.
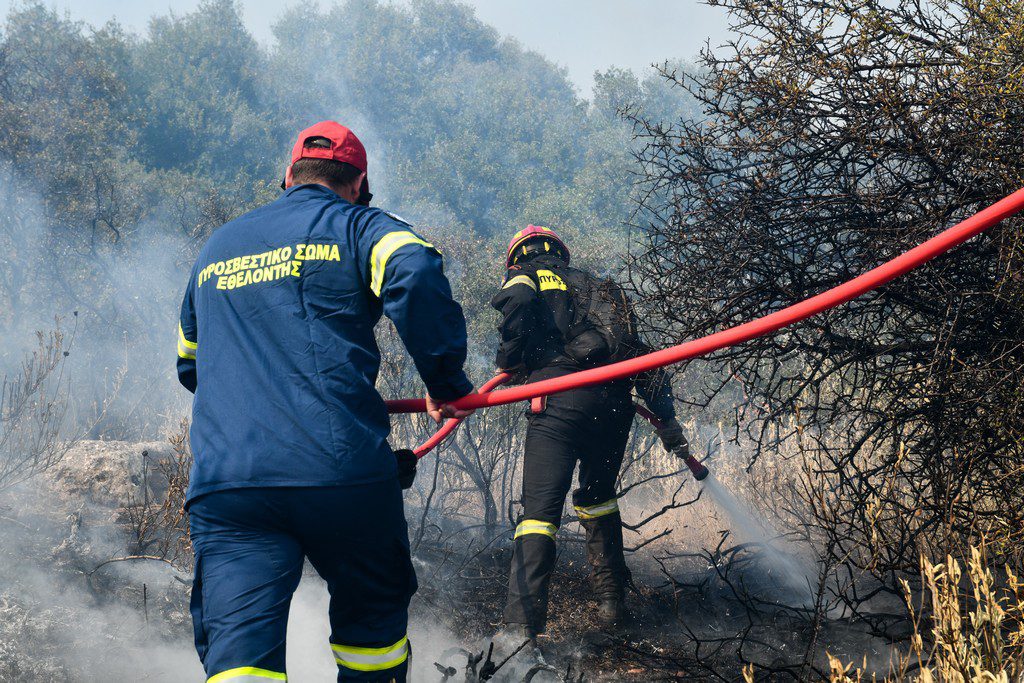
178 324 197 350
514 520 558 539
502 275 537 291
369 231 434 296
178 323 197 360
574 498 620 520
208 667 286 682
513 226 551 240
332 636 409 672
177 340 195 360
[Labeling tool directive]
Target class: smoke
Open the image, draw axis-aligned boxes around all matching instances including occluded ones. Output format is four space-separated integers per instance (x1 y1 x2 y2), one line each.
0 162 198 680
0 568 202 681
0 438 476 681
0 159 195 441
0 466 201 680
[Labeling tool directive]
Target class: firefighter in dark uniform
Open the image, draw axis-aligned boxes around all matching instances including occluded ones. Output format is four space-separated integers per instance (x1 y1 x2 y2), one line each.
490 225 688 643
176 121 473 683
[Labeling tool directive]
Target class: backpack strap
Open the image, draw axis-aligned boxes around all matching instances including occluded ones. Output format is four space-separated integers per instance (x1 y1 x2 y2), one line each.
560 266 596 342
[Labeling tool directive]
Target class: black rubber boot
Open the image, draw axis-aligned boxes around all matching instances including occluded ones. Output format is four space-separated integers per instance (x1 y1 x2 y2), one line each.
581 513 631 627
596 594 627 628
503 527 558 632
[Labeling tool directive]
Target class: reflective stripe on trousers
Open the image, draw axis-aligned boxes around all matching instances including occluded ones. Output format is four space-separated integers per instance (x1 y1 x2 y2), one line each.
514 519 558 539
574 497 619 520
208 666 286 682
332 635 409 672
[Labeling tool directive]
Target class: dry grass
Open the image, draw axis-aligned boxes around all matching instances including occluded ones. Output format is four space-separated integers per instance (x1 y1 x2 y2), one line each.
115 418 193 572
0 325 72 492
827 545 1024 682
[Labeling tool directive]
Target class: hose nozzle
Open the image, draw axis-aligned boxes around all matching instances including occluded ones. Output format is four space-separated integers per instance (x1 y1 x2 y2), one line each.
679 450 710 481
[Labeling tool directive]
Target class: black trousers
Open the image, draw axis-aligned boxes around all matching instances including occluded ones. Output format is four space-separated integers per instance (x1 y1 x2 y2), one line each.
504 383 635 631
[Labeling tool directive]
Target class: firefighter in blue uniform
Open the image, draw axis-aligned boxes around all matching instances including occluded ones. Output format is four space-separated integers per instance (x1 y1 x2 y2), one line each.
490 226 688 646
176 121 473 682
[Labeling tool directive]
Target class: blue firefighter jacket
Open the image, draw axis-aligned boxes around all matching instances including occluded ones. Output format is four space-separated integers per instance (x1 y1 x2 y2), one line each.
176 184 473 503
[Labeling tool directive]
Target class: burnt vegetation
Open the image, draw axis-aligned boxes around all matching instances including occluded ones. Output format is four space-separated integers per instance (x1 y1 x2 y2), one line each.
628 0 1024 676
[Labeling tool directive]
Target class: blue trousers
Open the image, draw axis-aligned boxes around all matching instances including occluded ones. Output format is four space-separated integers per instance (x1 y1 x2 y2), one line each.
188 482 417 682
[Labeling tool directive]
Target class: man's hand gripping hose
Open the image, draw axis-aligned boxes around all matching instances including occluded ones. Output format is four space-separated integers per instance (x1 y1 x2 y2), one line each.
410 373 512 458
426 391 474 424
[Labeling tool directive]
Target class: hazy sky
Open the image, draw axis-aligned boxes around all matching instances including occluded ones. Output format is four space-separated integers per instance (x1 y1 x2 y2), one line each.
0 0 732 94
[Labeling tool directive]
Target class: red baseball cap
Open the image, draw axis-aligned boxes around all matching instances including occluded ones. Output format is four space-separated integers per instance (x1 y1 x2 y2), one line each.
283 121 369 196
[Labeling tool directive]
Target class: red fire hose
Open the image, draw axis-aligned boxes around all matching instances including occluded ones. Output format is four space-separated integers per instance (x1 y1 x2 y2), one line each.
412 372 711 481
388 185 1024 419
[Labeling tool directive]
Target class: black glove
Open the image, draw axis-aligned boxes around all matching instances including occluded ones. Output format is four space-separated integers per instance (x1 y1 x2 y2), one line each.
394 448 417 490
656 418 689 457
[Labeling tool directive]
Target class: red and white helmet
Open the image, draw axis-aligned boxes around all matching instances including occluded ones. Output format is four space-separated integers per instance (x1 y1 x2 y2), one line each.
505 225 570 268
